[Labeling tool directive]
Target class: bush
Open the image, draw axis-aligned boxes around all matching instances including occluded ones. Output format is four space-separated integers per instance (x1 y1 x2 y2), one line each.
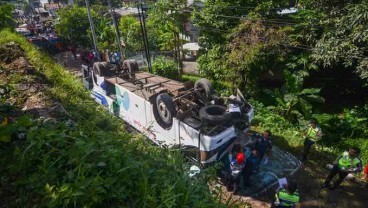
151 56 179 80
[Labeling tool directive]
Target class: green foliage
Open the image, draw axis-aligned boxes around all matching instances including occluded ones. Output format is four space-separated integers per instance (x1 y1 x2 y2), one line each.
0 4 15 30
315 105 368 142
149 0 189 35
289 9 326 46
192 0 242 48
95 18 117 51
182 74 232 96
265 70 325 123
152 56 179 80
56 6 95 47
119 15 143 52
74 0 121 7
251 100 303 147
118 15 175 53
252 99 368 162
312 1 368 80
197 45 227 80
0 30 228 208
192 0 291 48
313 105 368 161
148 0 190 77
226 17 287 94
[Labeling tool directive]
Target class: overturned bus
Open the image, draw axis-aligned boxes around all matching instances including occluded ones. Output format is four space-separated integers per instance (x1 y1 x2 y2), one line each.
81 60 300 195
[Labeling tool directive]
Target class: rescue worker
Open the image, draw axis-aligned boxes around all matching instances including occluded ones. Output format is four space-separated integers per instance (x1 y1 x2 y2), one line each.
323 147 363 189
302 119 322 162
226 152 246 195
243 148 260 187
274 181 300 208
253 130 273 160
226 144 243 171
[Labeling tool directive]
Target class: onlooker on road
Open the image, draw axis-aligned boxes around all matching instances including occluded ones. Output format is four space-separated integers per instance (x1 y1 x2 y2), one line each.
274 181 300 208
323 147 363 189
302 119 322 162
70 45 77 59
88 51 95 63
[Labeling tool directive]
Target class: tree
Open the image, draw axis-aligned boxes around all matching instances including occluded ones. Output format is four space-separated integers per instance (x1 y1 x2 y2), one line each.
56 6 96 48
148 0 190 77
225 17 287 94
311 1 368 81
74 0 121 7
192 0 291 49
0 4 15 30
119 15 143 52
192 0 242 49
95 17 118 51
266 70 325 123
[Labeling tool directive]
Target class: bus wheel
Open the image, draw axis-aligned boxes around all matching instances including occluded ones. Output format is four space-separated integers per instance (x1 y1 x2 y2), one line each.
154 93 176 129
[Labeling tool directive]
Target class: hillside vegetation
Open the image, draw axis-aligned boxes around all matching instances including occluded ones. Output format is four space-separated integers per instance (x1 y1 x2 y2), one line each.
0 30 229 208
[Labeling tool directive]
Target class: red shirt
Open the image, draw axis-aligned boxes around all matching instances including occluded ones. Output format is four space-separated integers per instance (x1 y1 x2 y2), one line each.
364 164 368 175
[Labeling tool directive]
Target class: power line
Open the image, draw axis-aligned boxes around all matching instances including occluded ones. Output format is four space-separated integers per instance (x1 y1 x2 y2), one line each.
196 26 311 51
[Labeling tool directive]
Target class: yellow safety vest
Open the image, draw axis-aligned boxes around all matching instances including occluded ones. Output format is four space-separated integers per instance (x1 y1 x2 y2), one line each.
338 151 361 169
275 188 300 207
307 125 320 141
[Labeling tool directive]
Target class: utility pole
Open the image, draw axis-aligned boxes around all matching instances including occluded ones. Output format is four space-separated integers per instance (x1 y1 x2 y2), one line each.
137 3 151 72
107 0 124 62
141 3 152 72
85 0 100 61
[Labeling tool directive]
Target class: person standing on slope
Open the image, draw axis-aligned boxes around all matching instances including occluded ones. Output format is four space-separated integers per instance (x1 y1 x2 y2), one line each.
302 119 322 162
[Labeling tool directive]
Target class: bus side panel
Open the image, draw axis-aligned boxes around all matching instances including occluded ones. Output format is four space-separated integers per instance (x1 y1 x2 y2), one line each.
178 122 200 148
142 101 177 146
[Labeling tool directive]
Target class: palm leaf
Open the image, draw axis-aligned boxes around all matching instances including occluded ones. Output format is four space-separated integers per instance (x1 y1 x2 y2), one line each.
300 88 321 95
305 94 325 103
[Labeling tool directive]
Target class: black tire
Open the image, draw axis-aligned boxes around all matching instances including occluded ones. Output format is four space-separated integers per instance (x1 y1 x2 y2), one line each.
199 105 231 125
93 62 109 76
123 59 139 74
154 93 177 129
195 78 214 100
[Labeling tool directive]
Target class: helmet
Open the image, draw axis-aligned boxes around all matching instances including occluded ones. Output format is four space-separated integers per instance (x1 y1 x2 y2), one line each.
236 153 245 164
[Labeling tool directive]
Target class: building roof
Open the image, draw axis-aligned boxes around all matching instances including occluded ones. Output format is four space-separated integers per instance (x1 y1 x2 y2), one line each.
183 42 199 51
44 3 62 11
113 7 139 17
277 7 299 15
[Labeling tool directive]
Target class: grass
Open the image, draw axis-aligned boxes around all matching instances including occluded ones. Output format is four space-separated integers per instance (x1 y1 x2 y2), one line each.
0 29 232 207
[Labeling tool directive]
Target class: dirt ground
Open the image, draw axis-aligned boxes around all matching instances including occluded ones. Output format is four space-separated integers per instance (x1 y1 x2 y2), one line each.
0 42 67 120
218 149 367 208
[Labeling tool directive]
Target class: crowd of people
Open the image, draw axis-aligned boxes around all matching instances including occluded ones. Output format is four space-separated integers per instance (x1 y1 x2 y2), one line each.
223 117 367 207
225 130 273 195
